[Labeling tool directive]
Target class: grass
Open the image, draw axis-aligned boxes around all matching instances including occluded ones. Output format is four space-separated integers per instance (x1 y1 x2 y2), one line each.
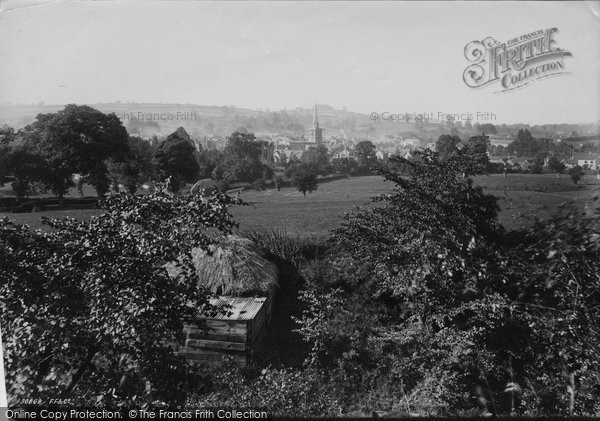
1 174 598 237
475 173 600 229
231 173 599 237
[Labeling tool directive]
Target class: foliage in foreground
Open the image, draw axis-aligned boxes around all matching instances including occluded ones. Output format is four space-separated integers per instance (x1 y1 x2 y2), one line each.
2 146 599 416
293 151 600 416
0 187 240 406
197 151 600 417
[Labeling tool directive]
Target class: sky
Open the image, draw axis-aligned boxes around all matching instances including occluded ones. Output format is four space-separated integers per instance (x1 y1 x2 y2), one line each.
0 0 599 125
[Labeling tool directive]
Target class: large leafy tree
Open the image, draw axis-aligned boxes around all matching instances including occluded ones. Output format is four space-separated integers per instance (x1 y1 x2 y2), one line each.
292 164 318 197
153 127 200 192
331 149 500 312
22 105 130 199
435 134 461 160
298 149 503 413
506 129 538 157
219 131 265 184
301 145 331 176
354 141 377 174
107 136 155 194
456 135 490 177
1 147 49 200
196 148 223 180
0 187 240 406
0 125 51 200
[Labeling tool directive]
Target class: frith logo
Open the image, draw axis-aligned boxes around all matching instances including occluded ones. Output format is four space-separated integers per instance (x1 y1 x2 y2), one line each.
463 28 572 92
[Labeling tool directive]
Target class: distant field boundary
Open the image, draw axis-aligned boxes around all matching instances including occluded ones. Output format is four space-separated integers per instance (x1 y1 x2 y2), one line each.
0 197 99 213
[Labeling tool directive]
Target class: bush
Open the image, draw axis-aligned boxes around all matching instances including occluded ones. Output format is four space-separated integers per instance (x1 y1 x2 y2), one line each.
188 364 341 416
0 187 240 407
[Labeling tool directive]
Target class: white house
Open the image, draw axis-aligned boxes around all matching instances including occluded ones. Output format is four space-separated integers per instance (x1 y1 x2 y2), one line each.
562 152 600 171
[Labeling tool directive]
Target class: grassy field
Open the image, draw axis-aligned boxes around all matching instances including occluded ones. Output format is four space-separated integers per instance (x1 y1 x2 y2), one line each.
232 174 600 238
1 174 599 238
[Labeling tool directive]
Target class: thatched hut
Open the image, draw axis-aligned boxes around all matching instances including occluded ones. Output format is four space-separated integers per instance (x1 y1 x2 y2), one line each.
189 178 218 195
174 235 279 366
191 235 278 297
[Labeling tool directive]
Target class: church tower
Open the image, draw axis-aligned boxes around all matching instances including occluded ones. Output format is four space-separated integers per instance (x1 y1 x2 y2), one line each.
308 104 323 146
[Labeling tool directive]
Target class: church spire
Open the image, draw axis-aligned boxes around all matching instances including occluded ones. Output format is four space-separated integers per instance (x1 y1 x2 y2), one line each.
308 104 323 146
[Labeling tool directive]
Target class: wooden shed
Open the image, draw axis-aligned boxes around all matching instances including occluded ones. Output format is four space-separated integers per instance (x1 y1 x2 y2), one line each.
178 295 273 366
170 235 278 366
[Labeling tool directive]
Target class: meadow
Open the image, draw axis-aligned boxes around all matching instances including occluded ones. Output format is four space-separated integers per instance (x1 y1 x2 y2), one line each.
1 173 599 238
232 173 600 238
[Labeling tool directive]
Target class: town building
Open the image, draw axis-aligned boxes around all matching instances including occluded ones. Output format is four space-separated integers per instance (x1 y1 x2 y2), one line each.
562 152 600 170
488 134 516 147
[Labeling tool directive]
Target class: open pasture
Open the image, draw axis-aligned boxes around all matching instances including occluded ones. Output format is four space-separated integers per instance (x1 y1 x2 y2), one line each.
2 174 598 237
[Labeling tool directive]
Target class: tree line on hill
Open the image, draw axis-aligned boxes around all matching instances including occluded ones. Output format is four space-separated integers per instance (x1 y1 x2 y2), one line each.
3 105 593 207
435 130 595 185
0 105 389 204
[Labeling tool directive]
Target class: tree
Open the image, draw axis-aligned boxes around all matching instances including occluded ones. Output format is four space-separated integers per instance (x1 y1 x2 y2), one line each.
296 148 600 415
297 149 505 412
283 157 302 179
547 156 565 175
197 149 223 179
0 126 51 200
354 141 377 174
107 136 155 194
153 127 199 192
478 123 497 135
292 164 318 196
0 125 17 184
568 165 584 185
0 124 15 146
435 135 461 160
252 177 266 193
22 105 130 200
262 165 274 181
301 145 331 176
507 129 537 157
457 135 490 176
331 157 359 176
0 187 240 406
1 147 49 200
273 175 284 191
219 131 264 184
332 148 500 303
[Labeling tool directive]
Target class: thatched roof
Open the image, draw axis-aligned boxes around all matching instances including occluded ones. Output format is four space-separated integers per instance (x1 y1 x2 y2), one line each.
168 235 279 297
190 178 218 195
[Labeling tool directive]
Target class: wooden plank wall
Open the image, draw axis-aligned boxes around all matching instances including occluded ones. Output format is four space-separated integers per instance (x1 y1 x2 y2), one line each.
177 295 273 366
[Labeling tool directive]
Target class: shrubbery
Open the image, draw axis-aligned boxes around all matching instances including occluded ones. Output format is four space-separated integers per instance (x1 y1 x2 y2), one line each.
2 143 599 416
192 151 600 417
1 186 240 407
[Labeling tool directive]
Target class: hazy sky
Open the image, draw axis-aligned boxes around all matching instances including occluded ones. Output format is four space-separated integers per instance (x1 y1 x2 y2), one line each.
0 0 599 124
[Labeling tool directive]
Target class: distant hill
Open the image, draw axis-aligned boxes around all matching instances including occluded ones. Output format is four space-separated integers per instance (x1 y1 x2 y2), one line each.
0 102 432 141
1 102 598 142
